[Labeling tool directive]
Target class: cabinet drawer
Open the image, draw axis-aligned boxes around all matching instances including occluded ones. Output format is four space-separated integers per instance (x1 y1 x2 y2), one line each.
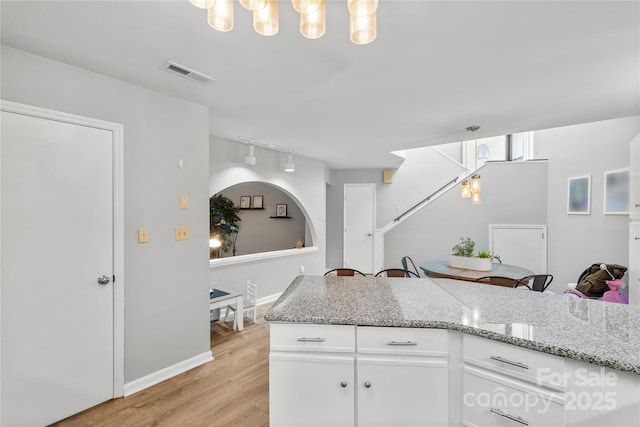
463 368 564 427
270 323 355 353
357 326 448 356
464 334 565 390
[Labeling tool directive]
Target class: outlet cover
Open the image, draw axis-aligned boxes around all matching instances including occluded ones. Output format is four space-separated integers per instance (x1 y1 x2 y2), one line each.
175 226 189 240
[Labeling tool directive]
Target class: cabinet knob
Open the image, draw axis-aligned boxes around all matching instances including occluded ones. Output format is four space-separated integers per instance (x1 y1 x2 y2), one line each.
340 381 348 388
364 381 372 389
635 203 640 207
635 237 640 241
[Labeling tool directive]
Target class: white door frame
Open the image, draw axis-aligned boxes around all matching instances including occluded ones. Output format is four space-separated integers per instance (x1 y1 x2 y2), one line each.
343 183 376 272
0 100 125 398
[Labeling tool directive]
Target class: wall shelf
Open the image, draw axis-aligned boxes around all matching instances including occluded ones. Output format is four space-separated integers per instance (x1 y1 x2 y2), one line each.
269 216 292 219
240 208 265 210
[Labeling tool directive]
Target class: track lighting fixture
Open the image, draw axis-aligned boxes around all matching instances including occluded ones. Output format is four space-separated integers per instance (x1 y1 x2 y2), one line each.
244 144 256 165
284 151 295 172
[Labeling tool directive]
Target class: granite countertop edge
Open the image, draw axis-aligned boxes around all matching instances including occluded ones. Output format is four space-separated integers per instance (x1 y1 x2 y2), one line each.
264 313 640 375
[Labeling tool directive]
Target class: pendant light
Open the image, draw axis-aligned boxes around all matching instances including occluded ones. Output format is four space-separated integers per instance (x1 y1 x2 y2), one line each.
471 174 481 204
254 0 279 36
190 0 215 9
240 0 266 11
350 12 377 45
300 0 326 39
347 0 378 16
207 0 233 32
292 0 322 14
461 180 471 198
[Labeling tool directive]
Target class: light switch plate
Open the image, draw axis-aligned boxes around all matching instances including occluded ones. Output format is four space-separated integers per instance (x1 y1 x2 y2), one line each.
180 195 189 209
138 228 149 243
175 226 189 240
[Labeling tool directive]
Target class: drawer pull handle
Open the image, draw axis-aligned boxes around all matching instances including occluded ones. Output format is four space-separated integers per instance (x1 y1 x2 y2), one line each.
387 341 418 346
490 355 529 370
297 337 326 342
490 408 529 425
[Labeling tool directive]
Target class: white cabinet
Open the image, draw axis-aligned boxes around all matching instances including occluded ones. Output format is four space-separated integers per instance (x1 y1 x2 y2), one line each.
629 133 640 306
269 324 356 427
269 324 449 427
270 352 355 427
356 327 450 426
462 335 565 427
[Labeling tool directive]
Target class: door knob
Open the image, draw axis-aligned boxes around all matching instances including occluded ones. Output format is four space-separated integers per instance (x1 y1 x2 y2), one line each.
340 381 348 388
365 233 372 237
97 275 111 285
364 381 372 388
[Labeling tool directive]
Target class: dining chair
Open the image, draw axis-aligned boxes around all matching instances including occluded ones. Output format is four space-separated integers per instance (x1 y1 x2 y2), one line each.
225 280 258 326
474 276 531 290
375 268 420 278
519 274 553 292
324 268 367 277
401 256 421 277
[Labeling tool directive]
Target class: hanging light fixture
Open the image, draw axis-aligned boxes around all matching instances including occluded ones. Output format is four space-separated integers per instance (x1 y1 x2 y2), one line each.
253 0 279 36
460 180 471 198
207 0 233 32
239 0 267 11
192 0 378 45
300 0 326 39
348 0 377 45
190 0 215 9
292 0 322 14
284 151 296 172
244 144 256 165
471 174 481 204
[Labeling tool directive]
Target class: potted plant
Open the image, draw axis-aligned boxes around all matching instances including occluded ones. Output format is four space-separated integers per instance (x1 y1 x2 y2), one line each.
448 237 493 271
210 194 241 258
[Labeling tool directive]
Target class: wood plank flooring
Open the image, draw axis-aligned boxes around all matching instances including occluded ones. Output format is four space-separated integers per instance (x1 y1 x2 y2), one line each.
53 304 272 427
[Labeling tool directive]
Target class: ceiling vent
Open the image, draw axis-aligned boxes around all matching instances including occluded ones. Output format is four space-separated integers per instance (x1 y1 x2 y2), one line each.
160 61 216 85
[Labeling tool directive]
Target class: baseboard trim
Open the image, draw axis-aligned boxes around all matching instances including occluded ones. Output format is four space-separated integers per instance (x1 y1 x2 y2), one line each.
257 292 281 306
123 350 213 397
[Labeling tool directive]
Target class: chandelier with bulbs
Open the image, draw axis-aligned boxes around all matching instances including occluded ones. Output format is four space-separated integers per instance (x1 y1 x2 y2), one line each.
189 0 378 45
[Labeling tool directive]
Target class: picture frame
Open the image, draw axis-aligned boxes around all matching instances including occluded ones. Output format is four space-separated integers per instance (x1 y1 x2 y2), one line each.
276 203 288 217
252 195 264 209
567 175 591 215
240 196 251 209
604 168 630 215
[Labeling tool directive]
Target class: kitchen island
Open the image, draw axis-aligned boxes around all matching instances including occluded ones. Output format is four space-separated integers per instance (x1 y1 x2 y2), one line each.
265 275 640 427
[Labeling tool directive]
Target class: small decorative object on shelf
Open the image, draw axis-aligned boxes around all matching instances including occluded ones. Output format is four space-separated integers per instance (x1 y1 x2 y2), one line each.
449 237 493 271
240 195 251 209
276 203 288 217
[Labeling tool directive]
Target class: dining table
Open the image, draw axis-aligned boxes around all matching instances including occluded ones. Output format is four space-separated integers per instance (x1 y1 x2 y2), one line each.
419 259 534 282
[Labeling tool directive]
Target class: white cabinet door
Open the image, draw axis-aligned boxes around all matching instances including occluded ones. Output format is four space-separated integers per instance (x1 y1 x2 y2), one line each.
270 352 355 427
357 355 449 427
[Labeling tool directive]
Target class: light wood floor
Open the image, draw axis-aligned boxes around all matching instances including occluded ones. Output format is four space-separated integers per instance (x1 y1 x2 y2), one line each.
53 304 272 427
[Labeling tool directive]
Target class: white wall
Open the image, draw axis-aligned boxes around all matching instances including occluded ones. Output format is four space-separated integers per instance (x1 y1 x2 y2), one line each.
1 46 211 383
384 161 548 273
209 136 327 298
326 146 466 268
537 116 640 292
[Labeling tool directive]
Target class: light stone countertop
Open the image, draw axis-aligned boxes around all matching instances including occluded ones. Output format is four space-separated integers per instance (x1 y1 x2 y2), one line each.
264 275 640 375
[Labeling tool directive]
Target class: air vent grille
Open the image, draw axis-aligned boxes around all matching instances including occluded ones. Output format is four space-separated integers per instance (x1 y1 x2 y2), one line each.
160 61 215 85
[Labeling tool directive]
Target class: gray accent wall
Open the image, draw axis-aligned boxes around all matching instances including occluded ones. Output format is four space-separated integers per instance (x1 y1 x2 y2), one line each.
537 116 640 292
217 182 307 255
384 161 548 275
1 46 211 383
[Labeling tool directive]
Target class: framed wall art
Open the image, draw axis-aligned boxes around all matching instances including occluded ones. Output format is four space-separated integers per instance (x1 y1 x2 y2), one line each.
252 195 264 209
567 175 591 215
240 196 251 209
275 204 288 217
604 168 629 215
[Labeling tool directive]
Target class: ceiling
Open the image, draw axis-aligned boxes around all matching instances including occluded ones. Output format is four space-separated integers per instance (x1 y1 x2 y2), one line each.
1 1 638 168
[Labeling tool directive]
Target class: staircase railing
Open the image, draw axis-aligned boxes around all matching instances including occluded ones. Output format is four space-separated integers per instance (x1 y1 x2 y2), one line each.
393 176 460 223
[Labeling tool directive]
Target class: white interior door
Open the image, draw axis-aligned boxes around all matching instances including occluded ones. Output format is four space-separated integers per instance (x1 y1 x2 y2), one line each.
1 109 115 425
489 224 548 274
344 184 375 273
